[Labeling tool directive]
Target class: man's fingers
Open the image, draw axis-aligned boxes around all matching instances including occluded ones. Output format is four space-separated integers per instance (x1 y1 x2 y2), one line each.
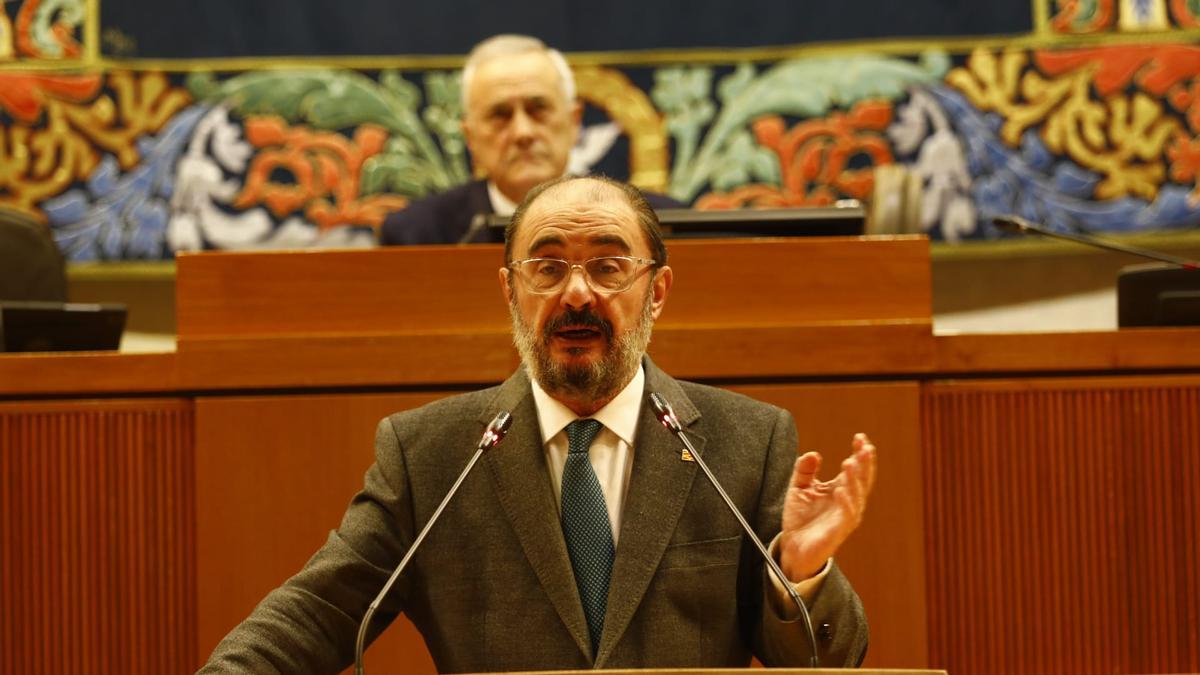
848 433 877 496
834 479 859 522
793 436 875 500
838 454 865 517
844 432 883 511
861 441 877 496
791 451 822 489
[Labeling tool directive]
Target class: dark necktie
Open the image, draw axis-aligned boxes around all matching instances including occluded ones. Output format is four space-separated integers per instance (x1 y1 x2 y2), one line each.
561 418 615 656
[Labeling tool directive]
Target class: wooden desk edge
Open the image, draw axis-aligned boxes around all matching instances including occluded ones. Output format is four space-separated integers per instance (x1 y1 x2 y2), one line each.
8 327 1200 397
935 328 1200 374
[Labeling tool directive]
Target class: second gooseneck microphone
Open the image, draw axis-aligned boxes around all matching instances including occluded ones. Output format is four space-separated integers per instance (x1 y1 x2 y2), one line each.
992 215 1200 269
648 393 821 668
353 410 513 675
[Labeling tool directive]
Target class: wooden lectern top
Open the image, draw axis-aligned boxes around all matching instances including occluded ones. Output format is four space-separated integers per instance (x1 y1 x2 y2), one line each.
175 237 931 340
172 236 934 385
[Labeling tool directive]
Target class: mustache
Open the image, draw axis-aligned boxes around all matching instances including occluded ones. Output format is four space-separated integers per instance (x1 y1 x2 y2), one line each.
543 309 614 342
509 145 550 160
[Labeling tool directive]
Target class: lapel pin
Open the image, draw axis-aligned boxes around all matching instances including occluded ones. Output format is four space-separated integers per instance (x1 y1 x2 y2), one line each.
680 447 695 462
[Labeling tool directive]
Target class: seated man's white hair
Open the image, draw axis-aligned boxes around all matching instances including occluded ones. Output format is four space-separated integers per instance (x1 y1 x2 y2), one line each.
460 34 576 110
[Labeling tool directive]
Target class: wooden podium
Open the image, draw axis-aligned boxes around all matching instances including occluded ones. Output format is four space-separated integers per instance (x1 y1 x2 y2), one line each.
173 236 933 673
3 235 1198 675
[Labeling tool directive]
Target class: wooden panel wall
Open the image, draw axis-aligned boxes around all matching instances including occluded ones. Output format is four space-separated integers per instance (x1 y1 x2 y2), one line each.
922 376 1200 675
193 383 928 671
730 382 927 669
194 392 448 672
0 400 196 675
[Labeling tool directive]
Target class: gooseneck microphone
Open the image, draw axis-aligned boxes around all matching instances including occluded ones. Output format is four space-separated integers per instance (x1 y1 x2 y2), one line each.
457 212 491 244
993 215 1200 269
353 410 514 675
648 393 820 668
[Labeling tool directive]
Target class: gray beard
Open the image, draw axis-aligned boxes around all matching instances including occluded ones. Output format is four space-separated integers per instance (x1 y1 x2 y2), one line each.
509 288 654 403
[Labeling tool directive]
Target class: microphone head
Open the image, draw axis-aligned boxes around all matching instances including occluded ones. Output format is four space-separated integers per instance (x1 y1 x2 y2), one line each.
648 392 683 433
480 411 514 450
489 410 513 434
992 215 1031 234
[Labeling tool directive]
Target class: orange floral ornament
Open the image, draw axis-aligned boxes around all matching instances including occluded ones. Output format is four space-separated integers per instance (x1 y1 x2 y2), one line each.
0 73 100 123
234 116 410 230
696 100 894 209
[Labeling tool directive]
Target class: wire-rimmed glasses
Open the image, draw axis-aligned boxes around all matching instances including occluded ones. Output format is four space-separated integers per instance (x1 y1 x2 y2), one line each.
507 256 658 294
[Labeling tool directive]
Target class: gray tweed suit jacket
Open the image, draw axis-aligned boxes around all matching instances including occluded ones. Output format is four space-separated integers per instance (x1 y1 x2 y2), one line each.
198 359 868 673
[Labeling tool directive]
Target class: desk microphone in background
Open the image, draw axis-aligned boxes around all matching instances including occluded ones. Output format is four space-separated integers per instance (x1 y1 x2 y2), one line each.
992 215 1200 269
993 215 1200 326
458 212 492 244
353 410 514 675
648 393 821 668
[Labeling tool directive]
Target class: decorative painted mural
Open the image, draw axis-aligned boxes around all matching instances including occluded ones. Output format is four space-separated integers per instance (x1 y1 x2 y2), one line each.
0 0 85 61
1049 0 1200 33
4 25 1200 258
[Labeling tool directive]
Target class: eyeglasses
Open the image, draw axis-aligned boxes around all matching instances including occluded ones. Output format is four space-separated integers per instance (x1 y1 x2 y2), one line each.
507 256 658 295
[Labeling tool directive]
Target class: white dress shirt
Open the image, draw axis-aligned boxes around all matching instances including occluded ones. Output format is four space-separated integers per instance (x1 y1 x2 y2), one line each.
530 364 642 545
486 181 518 217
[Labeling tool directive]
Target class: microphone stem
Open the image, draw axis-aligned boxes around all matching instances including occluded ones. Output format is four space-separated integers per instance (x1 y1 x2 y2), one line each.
354 444 487 675
673 430 821 668
1003 217 1200 269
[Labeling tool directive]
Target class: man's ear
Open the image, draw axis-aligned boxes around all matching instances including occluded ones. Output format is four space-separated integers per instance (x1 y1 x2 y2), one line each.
649 265 673 320
499 266 514 305
461 116 474 149
569 100 583 144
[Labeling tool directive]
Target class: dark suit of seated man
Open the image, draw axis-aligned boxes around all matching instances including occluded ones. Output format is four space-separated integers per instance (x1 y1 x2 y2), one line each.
199 176 876 673
381 178 683 245
379 34 683 246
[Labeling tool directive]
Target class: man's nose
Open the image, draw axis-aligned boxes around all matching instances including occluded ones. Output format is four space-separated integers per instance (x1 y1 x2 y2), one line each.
511 108 536 140
559 266 595 309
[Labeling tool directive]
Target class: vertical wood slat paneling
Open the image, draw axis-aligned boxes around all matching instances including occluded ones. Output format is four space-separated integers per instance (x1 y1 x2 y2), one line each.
922 379 1200 675
0 400 196 675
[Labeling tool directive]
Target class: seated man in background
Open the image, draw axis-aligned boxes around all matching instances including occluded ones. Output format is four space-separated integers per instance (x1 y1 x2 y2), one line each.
201 176 875 673
379 34 681 245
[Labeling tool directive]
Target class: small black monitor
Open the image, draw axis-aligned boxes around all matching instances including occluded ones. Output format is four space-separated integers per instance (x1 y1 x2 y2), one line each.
654 205 865 238
485 205 865 239
1117 263 1200 327
0 301 127 352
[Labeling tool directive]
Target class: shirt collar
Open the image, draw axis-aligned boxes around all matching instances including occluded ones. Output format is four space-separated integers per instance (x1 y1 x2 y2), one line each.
530 364 645 446
487 173 575 218
486 181 518 217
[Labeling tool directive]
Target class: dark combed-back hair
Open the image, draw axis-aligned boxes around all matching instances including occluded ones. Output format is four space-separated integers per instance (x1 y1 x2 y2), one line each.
504 175 668 266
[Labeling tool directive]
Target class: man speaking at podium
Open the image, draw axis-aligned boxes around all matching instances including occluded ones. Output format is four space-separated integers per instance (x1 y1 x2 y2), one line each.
200 176 874 672
379 34 681 245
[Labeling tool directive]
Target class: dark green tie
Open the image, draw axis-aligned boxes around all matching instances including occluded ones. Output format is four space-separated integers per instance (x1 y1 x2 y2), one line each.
561 419 614 656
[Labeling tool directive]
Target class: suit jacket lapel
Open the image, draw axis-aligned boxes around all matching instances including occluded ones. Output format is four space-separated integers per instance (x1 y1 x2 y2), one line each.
470 178 495 216
481 368 593 660
595 359 704 666
467 179 503 243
